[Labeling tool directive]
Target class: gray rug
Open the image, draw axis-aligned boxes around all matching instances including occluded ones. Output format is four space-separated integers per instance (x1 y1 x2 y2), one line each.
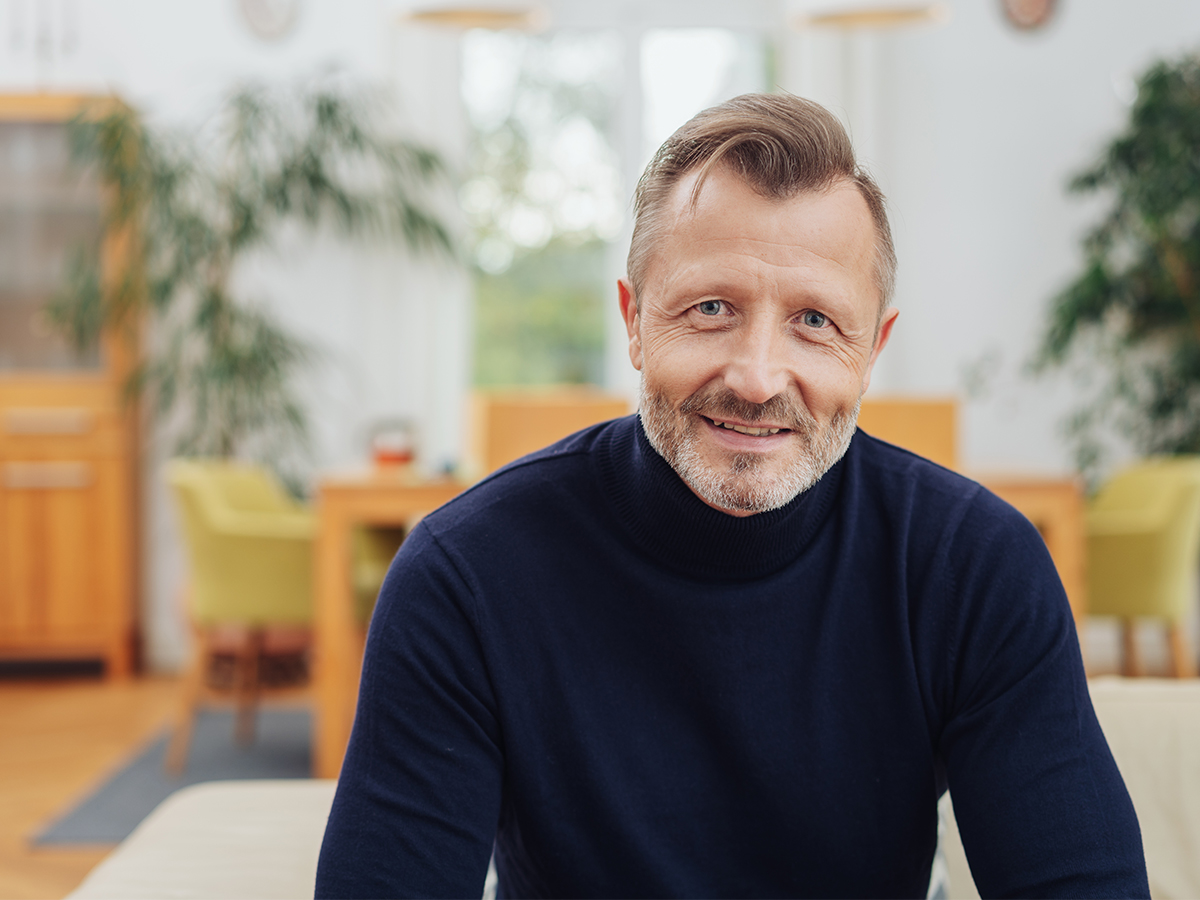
35 708 311 845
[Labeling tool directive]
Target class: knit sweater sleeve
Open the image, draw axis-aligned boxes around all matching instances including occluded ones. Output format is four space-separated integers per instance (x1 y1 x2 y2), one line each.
935 489 1148 898
315 522 501 899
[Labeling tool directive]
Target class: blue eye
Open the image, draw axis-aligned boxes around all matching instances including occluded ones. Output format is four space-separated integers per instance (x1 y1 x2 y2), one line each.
802 311 828 328
697 300 723 316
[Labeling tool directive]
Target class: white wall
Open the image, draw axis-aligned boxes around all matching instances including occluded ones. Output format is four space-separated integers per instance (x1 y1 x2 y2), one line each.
781 0 1200 475
0 0 471 669
8 0 1200 668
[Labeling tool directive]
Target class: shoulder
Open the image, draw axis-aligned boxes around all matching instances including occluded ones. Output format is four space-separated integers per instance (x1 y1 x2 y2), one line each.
379 415 631 623
845 429 1062 640
848 429 1033 541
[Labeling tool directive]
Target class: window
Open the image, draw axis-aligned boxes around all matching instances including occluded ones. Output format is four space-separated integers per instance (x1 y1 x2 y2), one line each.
460 26 769 388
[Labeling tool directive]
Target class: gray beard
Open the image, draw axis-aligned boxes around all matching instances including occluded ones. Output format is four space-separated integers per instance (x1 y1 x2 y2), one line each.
638 379 859 514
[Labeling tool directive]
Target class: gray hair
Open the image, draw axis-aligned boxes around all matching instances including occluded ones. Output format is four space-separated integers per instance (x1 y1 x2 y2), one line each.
627 92 896 315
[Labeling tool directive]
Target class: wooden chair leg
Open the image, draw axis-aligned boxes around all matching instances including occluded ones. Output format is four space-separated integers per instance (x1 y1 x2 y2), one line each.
1119 618 1141 678
1167 621 1197 678
235 628 264 745
166 623 208 774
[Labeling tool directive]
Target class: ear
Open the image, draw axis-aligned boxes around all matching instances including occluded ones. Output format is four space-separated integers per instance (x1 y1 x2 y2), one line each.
859 307 899 396
618 278 643 371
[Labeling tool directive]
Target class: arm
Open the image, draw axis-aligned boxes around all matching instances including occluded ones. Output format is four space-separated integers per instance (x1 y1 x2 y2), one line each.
315 523 502 899
937 494 1148 898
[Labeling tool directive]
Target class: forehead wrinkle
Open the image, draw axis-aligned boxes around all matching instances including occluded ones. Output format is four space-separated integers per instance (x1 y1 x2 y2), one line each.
667 200 875 274
658 223 862 269
646 171 880 313
707 236 868 276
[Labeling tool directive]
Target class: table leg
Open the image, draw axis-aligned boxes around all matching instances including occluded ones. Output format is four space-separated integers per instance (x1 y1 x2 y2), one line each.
314 501 359 779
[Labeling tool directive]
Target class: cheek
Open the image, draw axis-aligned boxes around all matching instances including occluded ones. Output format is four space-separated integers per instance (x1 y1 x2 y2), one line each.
643 352 707 401
641 328 722 386
786 344 874 408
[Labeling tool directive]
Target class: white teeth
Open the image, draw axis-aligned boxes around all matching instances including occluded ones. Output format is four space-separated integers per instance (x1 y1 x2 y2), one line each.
713 420 782 436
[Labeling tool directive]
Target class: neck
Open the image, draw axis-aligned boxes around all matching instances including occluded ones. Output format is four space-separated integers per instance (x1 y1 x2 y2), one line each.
592 417 849 580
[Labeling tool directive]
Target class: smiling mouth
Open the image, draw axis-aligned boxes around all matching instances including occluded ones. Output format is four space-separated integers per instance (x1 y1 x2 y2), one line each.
704 417 790 437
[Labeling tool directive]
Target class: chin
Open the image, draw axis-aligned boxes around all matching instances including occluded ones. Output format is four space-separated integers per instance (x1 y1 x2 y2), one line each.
639 381 860 514
676 446 836 513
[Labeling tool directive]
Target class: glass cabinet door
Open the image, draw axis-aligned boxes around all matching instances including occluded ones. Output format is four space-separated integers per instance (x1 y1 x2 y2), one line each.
0 120 102 371
0 100 136 680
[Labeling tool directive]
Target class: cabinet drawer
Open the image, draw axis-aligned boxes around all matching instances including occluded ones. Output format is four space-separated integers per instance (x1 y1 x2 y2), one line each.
3 461 94 489
0 456 131 644
0 406 127 456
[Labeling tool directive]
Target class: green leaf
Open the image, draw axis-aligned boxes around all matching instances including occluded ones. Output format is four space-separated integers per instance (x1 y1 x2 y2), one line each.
1037 51 1200 466
46 77 459 483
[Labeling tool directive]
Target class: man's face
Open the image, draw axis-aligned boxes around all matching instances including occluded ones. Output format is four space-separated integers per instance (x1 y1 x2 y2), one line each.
619 165 898 517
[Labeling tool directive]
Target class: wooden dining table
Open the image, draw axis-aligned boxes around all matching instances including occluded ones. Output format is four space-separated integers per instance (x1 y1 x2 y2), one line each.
311 469 468 778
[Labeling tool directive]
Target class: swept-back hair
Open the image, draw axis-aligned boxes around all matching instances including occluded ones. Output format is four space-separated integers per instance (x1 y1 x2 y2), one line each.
627 92 896 312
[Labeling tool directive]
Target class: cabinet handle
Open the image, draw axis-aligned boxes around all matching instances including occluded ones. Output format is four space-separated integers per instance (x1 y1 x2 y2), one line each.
3 462 93 489
4 408 93 435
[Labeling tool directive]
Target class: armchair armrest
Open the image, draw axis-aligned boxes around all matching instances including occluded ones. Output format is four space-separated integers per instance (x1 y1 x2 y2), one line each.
207 509 317 541
1087 507 1169 537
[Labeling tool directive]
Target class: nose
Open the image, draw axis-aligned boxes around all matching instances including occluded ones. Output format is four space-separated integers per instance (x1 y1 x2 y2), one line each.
722 319 791 406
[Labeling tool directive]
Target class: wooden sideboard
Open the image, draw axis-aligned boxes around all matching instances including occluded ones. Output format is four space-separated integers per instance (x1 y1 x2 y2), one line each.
0 94 139 677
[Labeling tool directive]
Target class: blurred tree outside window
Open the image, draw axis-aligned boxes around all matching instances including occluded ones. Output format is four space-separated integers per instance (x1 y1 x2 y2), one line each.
1036 53 1200 483
461 30 623 387
460 27 768 389
640 29 770 163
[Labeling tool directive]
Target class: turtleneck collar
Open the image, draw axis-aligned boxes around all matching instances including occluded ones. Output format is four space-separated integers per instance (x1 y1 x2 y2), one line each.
593 416 845 581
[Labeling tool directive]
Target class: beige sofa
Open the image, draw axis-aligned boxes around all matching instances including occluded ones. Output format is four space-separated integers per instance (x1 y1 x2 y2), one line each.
944 676 1200 899
67 780 338 899
69 677 1200 899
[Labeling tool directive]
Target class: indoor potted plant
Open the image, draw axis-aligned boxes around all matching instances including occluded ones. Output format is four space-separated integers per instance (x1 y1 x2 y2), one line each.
1037 53 1200 480
49 80 457 484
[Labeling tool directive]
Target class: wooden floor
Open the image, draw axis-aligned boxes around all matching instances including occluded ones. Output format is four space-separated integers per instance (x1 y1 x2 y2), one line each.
0 676 179 900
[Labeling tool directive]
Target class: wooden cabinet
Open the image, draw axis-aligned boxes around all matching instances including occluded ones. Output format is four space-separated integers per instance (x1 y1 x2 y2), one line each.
0 95 138 677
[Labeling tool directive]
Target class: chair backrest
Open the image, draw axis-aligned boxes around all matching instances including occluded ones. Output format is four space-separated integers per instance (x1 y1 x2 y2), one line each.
1092 457 1200 512
166 459 313 625
170 459 299 515
468 388 631 476
166 460 223 568
1088 457 1200 620
207 467 298 513
857 397 958 470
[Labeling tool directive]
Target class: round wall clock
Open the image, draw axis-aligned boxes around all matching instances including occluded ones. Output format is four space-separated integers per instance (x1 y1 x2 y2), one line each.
237 0 303 41
1000 0 1058 31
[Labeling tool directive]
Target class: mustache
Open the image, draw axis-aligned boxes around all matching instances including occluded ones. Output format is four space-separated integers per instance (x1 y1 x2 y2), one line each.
678 385 816 434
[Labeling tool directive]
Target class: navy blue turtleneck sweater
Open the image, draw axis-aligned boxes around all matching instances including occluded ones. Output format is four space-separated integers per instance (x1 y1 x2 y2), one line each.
316 415 1147 899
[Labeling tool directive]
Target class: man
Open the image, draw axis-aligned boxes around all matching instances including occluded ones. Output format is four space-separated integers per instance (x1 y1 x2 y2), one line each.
317 93 1147 898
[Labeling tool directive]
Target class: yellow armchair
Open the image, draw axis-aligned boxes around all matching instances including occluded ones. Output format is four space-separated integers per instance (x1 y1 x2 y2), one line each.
1087 458 1200 677
165 459 317 771
165 459 407 771
167 459 315 626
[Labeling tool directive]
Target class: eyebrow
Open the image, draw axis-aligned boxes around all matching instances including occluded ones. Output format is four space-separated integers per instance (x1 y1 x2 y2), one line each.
667 270 856 311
